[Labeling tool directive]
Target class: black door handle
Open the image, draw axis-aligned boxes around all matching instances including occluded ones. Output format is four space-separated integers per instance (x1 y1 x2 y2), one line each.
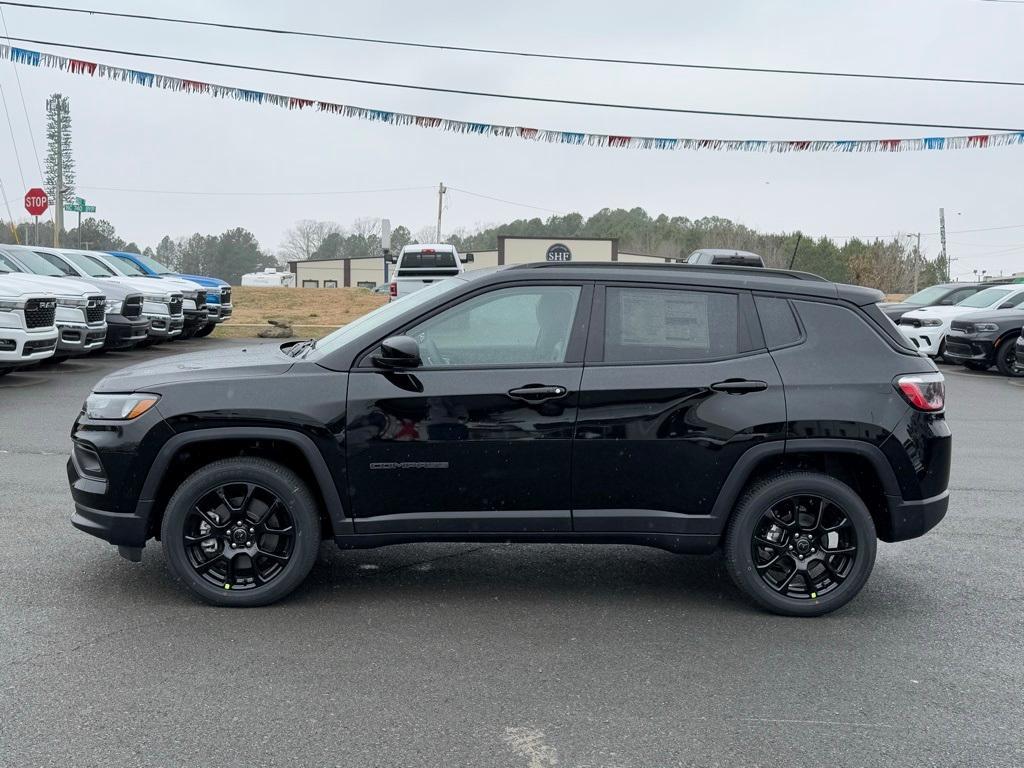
710 379 768 394
507 384 568 403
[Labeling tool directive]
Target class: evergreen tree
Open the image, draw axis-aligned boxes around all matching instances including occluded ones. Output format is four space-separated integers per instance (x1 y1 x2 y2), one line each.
44 93 75 202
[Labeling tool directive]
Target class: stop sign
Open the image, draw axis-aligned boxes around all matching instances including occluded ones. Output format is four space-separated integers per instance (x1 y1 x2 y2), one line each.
24 188 48 217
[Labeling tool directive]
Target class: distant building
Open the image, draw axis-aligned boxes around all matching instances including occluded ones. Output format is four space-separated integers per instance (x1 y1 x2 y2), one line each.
288 236 678 288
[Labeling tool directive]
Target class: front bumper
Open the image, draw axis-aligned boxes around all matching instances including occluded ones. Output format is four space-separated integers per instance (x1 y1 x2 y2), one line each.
105 314 151 349
899 326 944 356
206 303 232 323
942 334 995 365
0 327 58 367
184 308 209 330
145 314 184 338
56 322 107 355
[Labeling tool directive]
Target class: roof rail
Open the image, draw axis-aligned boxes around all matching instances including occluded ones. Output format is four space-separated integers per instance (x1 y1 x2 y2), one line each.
509 261 829 282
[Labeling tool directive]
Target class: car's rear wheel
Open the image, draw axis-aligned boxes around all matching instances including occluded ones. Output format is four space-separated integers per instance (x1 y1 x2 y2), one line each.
724 471 877 617
995 336 1022 377
161 457 321 606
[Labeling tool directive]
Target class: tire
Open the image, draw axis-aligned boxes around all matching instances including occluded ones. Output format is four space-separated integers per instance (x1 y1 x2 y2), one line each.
964 361 989 371
995 336 1022 377
161 457 321 607
934 338 947 363
723 471 877 617
193 322 216 338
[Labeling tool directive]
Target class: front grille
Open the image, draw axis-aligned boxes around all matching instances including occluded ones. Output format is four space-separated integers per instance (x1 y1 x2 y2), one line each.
945 340 972 354
122 295 143 319
898 317 922 328
195 290 207 306
86 297 106 323
950 320 974 333
168 296 183 316
22 338 56 356
24 298 56 329
221 287 231 304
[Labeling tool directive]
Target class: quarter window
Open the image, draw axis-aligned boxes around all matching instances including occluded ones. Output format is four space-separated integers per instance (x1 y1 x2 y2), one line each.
604 287 739 363
755 296 802 348
407 285 581 367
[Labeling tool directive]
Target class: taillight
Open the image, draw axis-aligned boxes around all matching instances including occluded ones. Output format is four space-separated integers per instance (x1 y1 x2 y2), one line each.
895 373 945 412
388 282 397 298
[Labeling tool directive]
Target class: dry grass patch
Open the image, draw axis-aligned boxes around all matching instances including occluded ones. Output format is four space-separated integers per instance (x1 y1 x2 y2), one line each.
211 286 386 339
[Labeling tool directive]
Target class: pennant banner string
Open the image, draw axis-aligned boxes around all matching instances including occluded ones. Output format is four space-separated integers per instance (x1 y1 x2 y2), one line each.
3 43 1023 154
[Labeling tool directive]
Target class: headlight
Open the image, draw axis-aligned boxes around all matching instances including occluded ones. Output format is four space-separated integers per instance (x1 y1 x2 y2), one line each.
104 299 123 314
920 318 943 327
180 289 197 299
974 322 999 332
0 299 23 311
143 294 165 303
57 296 88 308
83 393 160 420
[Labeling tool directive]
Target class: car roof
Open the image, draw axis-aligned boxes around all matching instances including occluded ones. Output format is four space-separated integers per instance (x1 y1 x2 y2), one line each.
466 262 882 305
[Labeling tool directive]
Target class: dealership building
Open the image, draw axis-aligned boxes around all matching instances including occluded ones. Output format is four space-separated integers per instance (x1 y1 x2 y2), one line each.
288 236 675 289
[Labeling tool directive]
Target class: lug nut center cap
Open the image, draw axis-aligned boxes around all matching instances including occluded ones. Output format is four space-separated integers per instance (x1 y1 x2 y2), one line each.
795 538 811 554
231 528 248 545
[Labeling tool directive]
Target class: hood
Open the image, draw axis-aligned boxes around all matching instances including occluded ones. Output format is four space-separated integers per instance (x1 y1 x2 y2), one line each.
902 305 970 321
87 274 180 297
0 274 56 299
117 274 204 294
955 308 1024 326
94 342 294 392
0 272 100 298
177 273 229 288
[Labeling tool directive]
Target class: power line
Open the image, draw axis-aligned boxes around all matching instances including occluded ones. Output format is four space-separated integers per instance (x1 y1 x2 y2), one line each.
448 187 563 214
2 1 1024 89
1 7 44 184
0 77 26 189
78 184 435 197
4 36 1023 133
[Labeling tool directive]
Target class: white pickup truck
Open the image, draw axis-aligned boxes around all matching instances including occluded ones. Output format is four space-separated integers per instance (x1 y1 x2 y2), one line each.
387 244 473 300
0 274 58 374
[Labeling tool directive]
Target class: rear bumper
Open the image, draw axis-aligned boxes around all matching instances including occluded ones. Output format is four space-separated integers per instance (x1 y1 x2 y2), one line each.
105 315 151 349
884 490 949 541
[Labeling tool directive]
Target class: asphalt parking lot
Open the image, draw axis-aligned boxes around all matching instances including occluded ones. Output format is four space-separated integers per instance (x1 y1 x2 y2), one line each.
0 340 1021 768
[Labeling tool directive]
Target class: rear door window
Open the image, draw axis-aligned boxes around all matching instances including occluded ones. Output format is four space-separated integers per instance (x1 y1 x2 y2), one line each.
603 287 740 363
755 296 802 348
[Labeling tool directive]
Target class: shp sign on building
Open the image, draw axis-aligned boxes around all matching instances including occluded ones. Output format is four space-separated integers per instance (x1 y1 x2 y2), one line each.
289 236 674 289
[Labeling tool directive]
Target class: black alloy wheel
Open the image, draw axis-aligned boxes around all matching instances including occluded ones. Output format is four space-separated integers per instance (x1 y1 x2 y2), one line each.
751 495 857 600
724 471 877 617
162 457 320 606
996 336 1023 377
184 482 295 591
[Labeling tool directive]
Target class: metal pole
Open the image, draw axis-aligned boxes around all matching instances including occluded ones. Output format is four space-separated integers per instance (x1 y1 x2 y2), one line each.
939 208 950 281
77 209 81 247
435 181 446 242
33 215 37 246
913 232 921 292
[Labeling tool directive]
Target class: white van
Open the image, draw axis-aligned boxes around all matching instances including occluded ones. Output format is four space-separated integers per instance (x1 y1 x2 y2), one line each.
387 244 473 300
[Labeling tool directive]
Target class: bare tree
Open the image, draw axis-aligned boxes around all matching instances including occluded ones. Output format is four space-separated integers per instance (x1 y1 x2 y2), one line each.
279 219 341 261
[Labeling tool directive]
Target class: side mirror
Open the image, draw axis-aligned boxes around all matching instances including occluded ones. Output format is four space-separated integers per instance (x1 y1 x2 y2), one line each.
373 335 421 368
999 302 1016 309
461 252 475 264
939 299 954 305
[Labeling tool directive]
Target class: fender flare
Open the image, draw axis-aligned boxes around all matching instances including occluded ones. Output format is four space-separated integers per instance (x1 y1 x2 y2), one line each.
136 426 352 535
710 438 901 524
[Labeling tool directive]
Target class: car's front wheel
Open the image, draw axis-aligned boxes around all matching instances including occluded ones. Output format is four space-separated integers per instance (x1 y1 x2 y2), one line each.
995 336 1022 377
724 471 877 617
161 457 321 606
193 322 216 338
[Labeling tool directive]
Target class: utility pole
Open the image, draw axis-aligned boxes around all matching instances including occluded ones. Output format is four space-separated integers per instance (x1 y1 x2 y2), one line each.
53 97 63 247
906 232 922 292
939 207 952 281
435 181 446 242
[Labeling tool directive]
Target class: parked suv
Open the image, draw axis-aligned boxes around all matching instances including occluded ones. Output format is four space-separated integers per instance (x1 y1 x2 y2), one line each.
68 263 950 616
878 282 986 323
897 284 1024 359
103 251 231 338
0 274 57 373
0 247 106 361
944 309 1024 376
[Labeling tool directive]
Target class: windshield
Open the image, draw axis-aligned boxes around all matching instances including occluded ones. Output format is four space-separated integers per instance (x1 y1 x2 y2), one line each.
957 287 1012 308
6 250 67 278
125 251 175 275
902 285 951 305
102 254 147 276
62 251 116 278
311 277 465 357
0 252 23 273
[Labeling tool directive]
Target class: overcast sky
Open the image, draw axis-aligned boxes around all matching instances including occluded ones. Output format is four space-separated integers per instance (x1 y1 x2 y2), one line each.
1 0 1023 279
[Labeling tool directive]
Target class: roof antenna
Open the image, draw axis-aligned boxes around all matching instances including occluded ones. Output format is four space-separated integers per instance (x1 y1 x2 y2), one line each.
788 233 802 270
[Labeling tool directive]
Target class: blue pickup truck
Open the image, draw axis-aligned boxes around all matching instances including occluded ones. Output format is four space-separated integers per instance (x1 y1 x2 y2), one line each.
103 251 232 338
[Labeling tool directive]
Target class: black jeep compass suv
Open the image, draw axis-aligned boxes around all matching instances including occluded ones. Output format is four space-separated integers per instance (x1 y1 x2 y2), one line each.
68 263 951 616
